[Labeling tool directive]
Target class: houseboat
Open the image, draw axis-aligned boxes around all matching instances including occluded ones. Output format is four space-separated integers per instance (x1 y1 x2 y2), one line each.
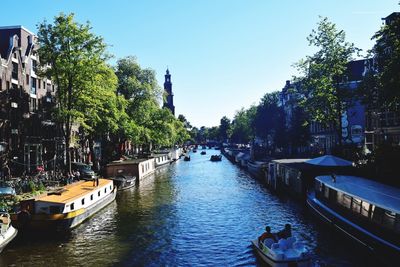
266 159 313 199
105 158 155 183
247 160 269 180
110 175 136 191
307 175 400 260
154 153 171 168
13 179 116 231
0 212 18 252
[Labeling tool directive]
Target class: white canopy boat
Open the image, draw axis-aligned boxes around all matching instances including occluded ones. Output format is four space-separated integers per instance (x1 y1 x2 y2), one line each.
0 212 18 253
252 236 311 267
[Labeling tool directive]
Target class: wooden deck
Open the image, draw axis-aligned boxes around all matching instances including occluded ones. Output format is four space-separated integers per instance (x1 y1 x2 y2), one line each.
37 179 112 204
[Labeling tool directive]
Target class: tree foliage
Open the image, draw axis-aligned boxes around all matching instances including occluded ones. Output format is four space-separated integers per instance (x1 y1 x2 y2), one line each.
37 13 111 170
370 12 400 106
294 17 360 145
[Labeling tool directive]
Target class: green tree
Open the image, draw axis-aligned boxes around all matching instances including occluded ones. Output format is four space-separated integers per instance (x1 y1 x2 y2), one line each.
253 91 283 148
115 56 162 152
369 12 400 106
219 116 232 142
295 17 360 147
37 13 110 172
231 106 256 144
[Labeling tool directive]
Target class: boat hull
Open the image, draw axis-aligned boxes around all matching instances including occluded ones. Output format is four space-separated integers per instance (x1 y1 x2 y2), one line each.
251 240 311 267
19 187 117 232
0 225 17 253
307 194 400 261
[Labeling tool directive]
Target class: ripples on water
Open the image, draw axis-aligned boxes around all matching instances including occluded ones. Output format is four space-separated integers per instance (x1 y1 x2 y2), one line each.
0 150 381 266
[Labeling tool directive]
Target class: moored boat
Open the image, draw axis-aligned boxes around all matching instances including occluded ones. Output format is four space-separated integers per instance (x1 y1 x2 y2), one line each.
251 236 311 267
12 179 116 231
247 160 268 180
210 155 222 161
307 175 400 260
0 212 18 253
110 175 136 190
184 155 191 161
200 151 206 155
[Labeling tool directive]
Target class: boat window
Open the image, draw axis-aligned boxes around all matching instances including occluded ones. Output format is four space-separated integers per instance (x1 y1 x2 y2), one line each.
81 198 85 205
90 194 93 201
324 186 329 199
371 206 384 224
342 194 352 209
71 203 75 211
104 188 107 193
361 201 370 217
315 181 322 192
98 191 101 197
142 165 144 173
352 198 362 214
110 185 112 190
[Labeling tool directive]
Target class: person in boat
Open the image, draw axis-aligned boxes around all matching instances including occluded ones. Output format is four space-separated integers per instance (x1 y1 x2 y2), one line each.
276 223 292 239
258 226 277 246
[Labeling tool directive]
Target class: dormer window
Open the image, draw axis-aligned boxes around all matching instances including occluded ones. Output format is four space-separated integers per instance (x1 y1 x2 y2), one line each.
12 62 18 80
32 59 37 73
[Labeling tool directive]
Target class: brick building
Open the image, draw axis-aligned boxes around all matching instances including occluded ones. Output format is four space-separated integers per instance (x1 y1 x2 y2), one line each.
0 26 61 175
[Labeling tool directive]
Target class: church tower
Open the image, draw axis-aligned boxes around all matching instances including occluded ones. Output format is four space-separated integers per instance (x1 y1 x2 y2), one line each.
163 68 175 115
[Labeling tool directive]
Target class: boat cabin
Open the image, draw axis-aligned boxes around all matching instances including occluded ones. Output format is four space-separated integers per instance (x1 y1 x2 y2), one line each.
314 175 400 248
105 158 155 182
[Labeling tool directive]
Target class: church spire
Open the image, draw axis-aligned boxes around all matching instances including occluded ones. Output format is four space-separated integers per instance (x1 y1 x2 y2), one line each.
163 68 175 115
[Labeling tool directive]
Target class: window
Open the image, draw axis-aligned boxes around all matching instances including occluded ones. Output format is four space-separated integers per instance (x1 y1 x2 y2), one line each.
71 203 75 210
110 185 112 190
361 201 370 217
98 191 100 197
371 206 383 224
342 194 352 209
104 188 107 193
324 186 329 199
26 74 29 85
30 98 37 112
32 59 37 73
81 198 85 205
352 198 362 214
31 77 37 94
12 62 18 80
38 79 41 89
90 194 93 201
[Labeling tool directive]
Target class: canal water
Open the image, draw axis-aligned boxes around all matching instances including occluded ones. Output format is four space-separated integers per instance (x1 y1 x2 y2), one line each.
0 149 380 266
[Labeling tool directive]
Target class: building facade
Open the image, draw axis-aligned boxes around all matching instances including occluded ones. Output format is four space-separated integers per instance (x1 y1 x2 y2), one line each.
0 26 60 175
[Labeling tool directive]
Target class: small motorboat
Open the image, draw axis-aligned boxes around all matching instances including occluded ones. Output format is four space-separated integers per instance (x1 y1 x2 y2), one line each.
210 155 222 161
200 151 206 155
0 212 18 253
193 149 197 153
184 155 191 161
251 236 311 267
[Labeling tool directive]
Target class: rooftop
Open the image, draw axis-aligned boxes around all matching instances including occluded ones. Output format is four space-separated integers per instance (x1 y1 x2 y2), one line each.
37 179 112 204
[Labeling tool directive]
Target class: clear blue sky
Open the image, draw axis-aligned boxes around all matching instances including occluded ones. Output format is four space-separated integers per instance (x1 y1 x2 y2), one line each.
1 0 399 127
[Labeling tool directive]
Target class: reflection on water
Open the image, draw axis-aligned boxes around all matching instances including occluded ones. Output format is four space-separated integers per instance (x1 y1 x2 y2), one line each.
0 151 381 266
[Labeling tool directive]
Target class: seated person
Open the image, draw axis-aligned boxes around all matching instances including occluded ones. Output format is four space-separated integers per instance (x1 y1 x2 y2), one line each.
276 223 292 239
258 226 277 246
